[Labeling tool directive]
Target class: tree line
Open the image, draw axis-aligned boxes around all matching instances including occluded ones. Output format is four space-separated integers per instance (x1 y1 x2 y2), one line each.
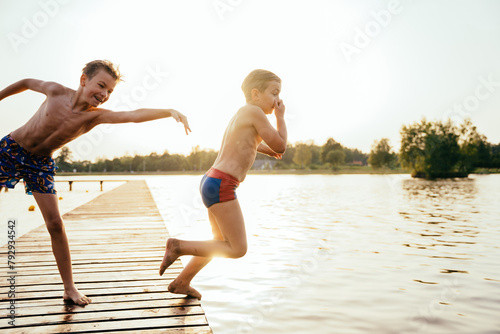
55 118 500 178
55 140 370 173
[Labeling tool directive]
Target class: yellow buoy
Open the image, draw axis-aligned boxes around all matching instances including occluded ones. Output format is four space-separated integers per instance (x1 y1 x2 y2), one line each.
28 205 35 211
59 197 63 200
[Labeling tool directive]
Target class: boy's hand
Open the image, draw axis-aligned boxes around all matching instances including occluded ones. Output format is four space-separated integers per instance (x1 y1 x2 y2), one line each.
170 109 191 135
274 99 285 118
257 142 283 159
270 152 283 160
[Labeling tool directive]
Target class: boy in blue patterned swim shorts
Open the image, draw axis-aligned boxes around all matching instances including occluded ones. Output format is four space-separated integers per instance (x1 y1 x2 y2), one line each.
159 69 287 300
0 134 57 194
0 60 191 305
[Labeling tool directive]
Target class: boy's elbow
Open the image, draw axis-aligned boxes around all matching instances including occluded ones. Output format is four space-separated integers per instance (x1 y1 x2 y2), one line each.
16 78 31 90
274 142 287 154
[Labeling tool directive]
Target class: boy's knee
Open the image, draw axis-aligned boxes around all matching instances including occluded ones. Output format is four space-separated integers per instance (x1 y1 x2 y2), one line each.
213 234 224 241
45 217 65 235
231 244 247 259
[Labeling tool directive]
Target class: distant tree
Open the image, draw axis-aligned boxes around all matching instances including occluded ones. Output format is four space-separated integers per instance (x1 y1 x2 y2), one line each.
353 148 369 164
344 147 353 163
132 155 144 171
188 146 218 171
145 152 160 171
122 155 133 172
475 140 492 167
111 157 125 172
93 157 109 172
321 138 343 163
54 147 72 172
399 118 429 174
399 118 490 178
278 143 295 166
325 149 345 169
293 143 313 168
457 119 491 171
491 143 500 167
310 143 322 165
423 121 461 176
492 143 500 156
368 138 397 169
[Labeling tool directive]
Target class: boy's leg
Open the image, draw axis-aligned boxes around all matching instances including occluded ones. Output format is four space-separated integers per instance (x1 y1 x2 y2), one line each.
33 192 91 305
160 199 247 274
167 210 222 299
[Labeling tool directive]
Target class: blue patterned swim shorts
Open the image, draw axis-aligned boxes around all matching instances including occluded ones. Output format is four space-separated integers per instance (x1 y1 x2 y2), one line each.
0 134 57 195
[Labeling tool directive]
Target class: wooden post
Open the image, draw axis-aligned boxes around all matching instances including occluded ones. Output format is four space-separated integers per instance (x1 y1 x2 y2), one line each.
100 181 104 191
69 181 73 191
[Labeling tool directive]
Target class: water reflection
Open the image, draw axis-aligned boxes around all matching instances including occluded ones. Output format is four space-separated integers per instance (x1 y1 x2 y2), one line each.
401 177 477 203
398 178 480 256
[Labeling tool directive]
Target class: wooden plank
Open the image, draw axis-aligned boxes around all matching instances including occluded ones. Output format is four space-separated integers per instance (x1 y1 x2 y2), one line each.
1 279 175 295
0 180 212 333
9 293 200 309
0 315 210 333
0 269 181 287
0 263 179 276
1 245 166 254
0 260 182 275
1 305 206 327
0 257 173 268
2 251 169 262
102 328 213 334
2 282 176 301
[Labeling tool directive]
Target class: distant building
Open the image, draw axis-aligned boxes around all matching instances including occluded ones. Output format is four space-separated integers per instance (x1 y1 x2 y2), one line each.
252 159 277 170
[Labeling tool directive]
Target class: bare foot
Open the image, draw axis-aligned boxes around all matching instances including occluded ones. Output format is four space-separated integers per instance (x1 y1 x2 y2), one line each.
159 238 181 276
168 278 202 300
63 286 91 306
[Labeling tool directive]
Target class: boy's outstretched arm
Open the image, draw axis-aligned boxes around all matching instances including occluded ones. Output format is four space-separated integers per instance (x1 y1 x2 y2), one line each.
0 79 62 101
94 108 191 135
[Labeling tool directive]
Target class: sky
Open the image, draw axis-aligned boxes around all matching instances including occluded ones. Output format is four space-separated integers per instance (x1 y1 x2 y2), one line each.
0 0 499 162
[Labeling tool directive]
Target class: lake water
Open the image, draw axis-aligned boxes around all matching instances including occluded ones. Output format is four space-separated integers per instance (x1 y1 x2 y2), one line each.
146 174 500 334
2 174 499 333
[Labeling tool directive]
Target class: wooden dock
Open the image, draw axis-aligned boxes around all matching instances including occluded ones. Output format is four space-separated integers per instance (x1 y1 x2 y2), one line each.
0 180 213 333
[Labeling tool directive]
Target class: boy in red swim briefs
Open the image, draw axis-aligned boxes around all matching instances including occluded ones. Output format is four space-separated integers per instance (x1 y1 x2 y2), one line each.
159 69 287 299
0 60 191 305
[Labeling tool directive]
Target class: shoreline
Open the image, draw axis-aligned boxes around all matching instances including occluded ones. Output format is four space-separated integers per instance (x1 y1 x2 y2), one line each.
54 167 500 177
56 167 407 176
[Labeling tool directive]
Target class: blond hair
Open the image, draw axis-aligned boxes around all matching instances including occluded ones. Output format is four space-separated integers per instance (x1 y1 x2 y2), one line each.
241 69 281 102
82 60 123 82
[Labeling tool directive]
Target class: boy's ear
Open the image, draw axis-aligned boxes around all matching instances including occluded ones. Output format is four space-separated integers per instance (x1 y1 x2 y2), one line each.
251 88 260 101
80 74 87 87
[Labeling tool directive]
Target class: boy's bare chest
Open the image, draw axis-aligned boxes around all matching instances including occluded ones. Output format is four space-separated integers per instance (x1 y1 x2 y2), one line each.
38 101 94 132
